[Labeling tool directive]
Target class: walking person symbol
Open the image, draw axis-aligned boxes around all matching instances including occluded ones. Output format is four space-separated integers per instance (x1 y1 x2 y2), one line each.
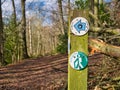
70 51 88 70
74 54 83 69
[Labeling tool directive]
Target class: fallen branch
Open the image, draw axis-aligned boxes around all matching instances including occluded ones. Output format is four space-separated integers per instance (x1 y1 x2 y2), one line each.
90 27 120 35
112 77 120 82
89 38 120 58
89 11 101 25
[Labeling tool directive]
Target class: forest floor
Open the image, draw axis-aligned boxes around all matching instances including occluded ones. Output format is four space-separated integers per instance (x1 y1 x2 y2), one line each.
88 53 120 90
0 53 120 90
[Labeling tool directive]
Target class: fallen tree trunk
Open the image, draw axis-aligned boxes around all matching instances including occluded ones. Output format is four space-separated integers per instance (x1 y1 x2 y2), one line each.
89 38 120 58
90 27 120 35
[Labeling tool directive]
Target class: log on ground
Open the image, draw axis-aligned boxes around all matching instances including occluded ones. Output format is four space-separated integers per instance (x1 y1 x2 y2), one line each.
89 38 120 58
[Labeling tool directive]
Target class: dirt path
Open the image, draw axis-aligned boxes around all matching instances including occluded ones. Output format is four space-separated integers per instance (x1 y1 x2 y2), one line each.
0 54 68 90
0 53 120 90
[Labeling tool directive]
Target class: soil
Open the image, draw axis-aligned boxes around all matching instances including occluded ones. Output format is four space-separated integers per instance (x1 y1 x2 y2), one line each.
88 53 120 90
0 54 67 90
0 53 120 90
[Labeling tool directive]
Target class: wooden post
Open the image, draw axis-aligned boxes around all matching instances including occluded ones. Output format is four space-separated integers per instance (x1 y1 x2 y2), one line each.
68 10 89 90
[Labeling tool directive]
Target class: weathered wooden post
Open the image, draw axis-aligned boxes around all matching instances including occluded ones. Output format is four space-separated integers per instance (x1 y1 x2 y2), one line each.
68 9 89 90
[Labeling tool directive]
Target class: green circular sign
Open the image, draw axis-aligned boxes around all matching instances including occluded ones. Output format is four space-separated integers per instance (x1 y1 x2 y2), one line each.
69 51 88 70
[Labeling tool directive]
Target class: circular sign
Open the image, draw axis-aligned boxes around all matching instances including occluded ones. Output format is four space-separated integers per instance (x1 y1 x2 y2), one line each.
69 51 88 70
70 17 89 36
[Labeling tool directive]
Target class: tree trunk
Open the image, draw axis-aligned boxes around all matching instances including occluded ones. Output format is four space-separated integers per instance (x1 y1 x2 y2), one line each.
68 0 70 15
37 29 40 56
0 0 4 65
90 0 94 13
11 0 17 26
58 0 65 34
89 38 120 58
99 0 103 5
21 0 29 58
28 19 32 56
94 0 99 27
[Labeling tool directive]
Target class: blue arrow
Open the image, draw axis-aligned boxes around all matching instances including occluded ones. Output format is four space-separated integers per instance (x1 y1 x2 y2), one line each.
74 20 86 33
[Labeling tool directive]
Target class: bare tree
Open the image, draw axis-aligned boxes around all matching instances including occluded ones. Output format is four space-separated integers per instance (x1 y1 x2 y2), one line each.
0 0 4 65
68 0 70 15
90 0 94 13
94 0 99 26
58 0 65 34
27 19 32 56
21 0 29 58
11 0 17 26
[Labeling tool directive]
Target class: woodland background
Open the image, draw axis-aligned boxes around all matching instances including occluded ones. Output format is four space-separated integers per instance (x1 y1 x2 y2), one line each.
0 0 120 65
0 0 120 90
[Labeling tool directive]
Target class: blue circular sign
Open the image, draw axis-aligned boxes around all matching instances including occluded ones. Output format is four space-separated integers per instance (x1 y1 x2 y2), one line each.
70 17 89 36
69 51 88 70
